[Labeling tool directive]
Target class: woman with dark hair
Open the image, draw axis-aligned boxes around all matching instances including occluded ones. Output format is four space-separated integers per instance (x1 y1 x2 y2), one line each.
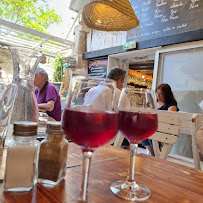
156 83 179 111
142 83 179 155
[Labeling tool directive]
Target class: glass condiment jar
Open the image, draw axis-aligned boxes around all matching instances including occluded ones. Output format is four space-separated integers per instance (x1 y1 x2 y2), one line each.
38 121 69 185
4 121 39 192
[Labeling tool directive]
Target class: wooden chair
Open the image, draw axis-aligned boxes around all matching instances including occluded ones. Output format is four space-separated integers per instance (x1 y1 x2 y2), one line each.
113 110 203 169
153 111 203 169
150 111 181 160
194 114 203 170
113 111 181 160
113 111 181 159
167 111 203 170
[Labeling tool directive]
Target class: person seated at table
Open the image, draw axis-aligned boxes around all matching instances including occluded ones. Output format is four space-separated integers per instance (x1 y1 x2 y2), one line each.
84 67 130 147
34 68 61 121
108 67 130 111
142 83 179 155
83 67 128 110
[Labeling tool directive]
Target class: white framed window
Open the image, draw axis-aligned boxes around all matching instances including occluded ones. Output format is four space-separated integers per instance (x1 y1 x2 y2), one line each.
153 41 203 113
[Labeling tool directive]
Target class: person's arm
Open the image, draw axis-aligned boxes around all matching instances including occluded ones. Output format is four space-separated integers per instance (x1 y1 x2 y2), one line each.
42 85 58 112
38 100 55 112
168 105 177 111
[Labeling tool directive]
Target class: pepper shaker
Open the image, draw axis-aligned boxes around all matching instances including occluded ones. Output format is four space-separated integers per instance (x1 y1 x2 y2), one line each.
38 121 69 185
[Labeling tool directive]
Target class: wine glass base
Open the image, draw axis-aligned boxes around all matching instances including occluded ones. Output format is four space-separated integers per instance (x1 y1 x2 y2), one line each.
110 180 151 201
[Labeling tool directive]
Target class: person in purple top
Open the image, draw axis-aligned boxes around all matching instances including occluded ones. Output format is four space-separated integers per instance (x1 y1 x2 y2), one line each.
34 68 61 121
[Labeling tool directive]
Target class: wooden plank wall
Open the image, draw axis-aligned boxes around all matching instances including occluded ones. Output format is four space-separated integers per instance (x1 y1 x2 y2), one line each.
86 30 127 52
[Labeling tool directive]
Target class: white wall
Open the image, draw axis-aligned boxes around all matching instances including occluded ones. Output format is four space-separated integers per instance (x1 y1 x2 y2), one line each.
86 30 127 52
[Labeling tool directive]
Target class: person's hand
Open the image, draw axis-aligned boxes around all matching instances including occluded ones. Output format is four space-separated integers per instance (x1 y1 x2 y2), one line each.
39 109 46 112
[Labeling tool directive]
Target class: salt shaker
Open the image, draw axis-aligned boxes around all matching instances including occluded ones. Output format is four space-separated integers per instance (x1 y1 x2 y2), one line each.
38 121 68 185
4 122 39 191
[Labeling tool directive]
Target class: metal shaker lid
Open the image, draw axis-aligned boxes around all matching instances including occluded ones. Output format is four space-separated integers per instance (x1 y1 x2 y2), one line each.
13 121 37 136
46 121 63 135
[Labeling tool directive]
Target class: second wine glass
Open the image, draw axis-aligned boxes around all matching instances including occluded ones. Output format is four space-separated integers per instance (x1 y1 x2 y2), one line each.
110 88 158 201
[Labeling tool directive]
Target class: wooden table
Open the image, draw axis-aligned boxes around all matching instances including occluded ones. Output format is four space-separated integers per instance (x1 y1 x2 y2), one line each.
0 143 203 202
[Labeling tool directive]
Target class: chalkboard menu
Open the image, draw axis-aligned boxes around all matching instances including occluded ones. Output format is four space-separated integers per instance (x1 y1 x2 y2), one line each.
127 0 203 42
88 58 108 77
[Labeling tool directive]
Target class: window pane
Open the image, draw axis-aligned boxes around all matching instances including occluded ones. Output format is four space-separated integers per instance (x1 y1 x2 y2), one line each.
157 47 203 113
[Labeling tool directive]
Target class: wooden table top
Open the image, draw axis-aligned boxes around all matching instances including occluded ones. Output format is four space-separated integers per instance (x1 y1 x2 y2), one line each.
0 143 203 202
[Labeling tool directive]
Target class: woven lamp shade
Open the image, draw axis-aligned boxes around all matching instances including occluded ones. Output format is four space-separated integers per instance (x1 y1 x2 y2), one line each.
82 0 139 31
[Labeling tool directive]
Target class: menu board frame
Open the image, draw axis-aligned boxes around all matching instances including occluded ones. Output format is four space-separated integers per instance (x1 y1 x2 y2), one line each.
127 0 203 44
88 58 108 78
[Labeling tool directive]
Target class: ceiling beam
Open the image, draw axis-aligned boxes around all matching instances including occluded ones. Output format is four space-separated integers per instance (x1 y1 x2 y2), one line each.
0 19 73 45
129 65 154 69
32 39 49 49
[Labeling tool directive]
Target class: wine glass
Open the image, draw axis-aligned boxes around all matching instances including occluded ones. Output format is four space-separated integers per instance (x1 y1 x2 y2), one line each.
110 88 158 201
62 75 118 201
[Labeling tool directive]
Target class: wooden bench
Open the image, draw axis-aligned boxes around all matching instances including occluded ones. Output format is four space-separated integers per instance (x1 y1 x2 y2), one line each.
150 111 181 160
167 111 203 170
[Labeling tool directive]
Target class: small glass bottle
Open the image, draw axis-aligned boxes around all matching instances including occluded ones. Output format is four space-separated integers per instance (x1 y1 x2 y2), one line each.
4 122 39 192
38 121 69 185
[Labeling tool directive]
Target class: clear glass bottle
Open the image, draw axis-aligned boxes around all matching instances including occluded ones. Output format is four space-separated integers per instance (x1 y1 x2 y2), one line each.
9 46 43 123
5 47 43 147
38 121 69 185
4 121 39 192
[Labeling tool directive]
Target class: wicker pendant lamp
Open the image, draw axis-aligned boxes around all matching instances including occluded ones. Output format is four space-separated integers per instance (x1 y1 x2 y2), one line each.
82 0 139 31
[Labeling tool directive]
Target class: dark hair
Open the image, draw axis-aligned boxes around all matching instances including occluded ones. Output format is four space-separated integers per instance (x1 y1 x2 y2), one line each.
107 67 126 82
156 83 175 104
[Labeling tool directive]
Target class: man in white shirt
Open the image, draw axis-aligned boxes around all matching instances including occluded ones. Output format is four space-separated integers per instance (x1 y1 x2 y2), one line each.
107 67 130 110
84 67 128 110
83 85 113 110
84 67 130 147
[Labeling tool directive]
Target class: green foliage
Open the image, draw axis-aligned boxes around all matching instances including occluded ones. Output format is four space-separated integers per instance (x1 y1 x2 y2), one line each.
53 55 64 82
0 0 62 33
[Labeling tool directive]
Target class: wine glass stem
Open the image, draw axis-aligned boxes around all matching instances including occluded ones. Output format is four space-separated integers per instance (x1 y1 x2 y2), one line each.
80 151 93 201
128 144 138 182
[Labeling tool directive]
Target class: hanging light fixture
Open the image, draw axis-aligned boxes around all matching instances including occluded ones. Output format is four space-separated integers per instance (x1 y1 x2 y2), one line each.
82 0 139 31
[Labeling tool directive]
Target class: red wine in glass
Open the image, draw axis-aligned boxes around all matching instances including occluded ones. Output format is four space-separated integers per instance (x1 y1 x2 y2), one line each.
111 88 158 201
63 109 118 151
118 111 158 144
63 75 117 202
